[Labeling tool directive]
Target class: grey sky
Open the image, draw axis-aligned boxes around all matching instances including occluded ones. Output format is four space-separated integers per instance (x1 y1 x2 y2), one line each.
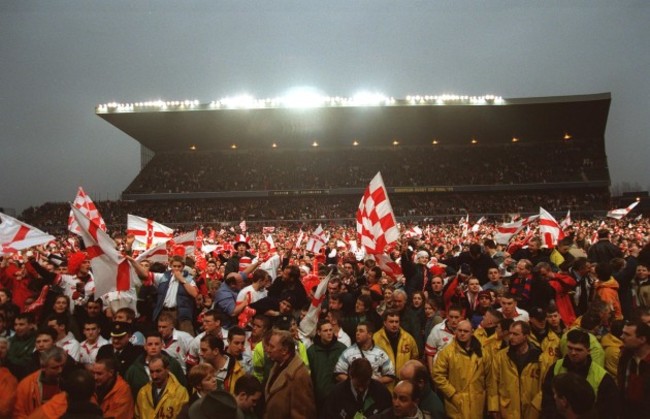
1 1 649 214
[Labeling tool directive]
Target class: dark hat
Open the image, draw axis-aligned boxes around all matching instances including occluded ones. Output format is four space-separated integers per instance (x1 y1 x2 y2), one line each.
188 390 243 419
478 290 492 299
109 321 131 338
233 234 250 250
460 263 472 276
529 306 547 322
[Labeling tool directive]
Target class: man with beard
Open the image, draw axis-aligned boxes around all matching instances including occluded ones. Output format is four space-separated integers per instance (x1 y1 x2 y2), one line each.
307 319 347 409
541 328 618 419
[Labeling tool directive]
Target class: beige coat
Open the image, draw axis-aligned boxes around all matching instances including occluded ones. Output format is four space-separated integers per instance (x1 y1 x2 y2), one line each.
264 354 316 419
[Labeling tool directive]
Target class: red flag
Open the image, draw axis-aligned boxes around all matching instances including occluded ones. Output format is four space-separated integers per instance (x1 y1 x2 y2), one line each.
494 215 539 245
68 187 107 235
374 253 403 279
299 269 333 337
356 172 399 254
127 214 174 250
305 225 328 254
607 201 640 220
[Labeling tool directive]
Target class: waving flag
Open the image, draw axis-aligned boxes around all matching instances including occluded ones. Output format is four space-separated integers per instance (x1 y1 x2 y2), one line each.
262 226 275 234
560 210 572 230
494 215 540 244
68 187 107 235
356 172 399 254
471 216 486 233
607 201 640 220
136 230 197 263
239 220 247 233
127 214 174 250
305 225 328 254
539 207 565 248
70 206 135 297
0 213 55 255
404 226 423 239
299 268 333 337
374 253 403 280
294 230 305 250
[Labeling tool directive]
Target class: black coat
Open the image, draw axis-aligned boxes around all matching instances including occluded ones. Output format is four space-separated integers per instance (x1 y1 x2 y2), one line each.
96 342 144 377
322 378 392 419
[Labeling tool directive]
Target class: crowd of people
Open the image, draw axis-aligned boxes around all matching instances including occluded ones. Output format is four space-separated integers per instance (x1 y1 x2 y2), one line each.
123 141 608 194
1 215 650 418
21 189 610 232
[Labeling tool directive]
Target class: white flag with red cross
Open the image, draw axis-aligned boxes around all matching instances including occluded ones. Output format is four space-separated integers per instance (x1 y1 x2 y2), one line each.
126 214 174 251
305 225 328 254
68 187 107 235
471 216 486 233
374 252 403 280
356 172 399 254
607 201 640 220
494 215 540 245
560 210 572 230
70 206 135 297
0 213 55 256
294 230 305 250
539 207 565 248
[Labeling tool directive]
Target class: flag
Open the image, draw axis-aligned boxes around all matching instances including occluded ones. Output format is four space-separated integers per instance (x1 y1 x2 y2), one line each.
264 234 277 253
239 220 247 233
126 214 174 250
294 230 305 250
539 207 565 248
404 226 423 239
68 187 107 235
305 225 328 254
374 253 403 279
471 216 486 233
0 213 55 255
262 226 275 234
634 214 643 222
461 214 470 237
70 206 135 297
494 215 540 244
169 230 197 257
560 210 572 230
607 201 640 220
356 172 399 254
299 268 333 337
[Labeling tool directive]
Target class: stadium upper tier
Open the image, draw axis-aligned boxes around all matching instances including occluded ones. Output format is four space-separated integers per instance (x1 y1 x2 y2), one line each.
123 140 608 196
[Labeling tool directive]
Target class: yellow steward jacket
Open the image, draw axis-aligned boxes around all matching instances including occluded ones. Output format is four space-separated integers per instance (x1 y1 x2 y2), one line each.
134 373 188 419
600 333 622 380
433 337 488 419
488 344 549 419
373 327 419 374
528 329 561 379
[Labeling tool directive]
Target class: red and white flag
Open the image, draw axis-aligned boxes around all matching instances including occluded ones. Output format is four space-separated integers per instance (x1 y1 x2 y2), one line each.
607 201 640 220
471 216 486 233
0 213 55 256
126 214 174 251
305 225 328 254
374 253 403 279
294 230 305 250
136 230 197 264
70 206 135 297
539 207 565 248
494 214 540 244
68 187 107 235
356 172 399 254
460 214 470 237
262 226 275 234
560 210 572 230
264 234 277 253
299 268 333 337
404 226 423 239
239 220 247 233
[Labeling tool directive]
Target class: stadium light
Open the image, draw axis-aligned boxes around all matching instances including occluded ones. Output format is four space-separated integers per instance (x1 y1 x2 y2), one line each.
392 140 399 146
312 141 319 147
512 137 519 143
432 139 439 145
272 143 278 148
563 133 572 140
351 91 390 106
353 140 359 146
190 145 197 151
231 144 237 149
471 138 478 144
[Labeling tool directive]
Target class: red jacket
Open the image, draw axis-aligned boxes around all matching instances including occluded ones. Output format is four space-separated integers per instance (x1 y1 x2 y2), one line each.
548 273 577 325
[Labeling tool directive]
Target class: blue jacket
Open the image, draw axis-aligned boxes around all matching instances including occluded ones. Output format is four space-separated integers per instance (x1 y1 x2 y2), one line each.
153 271 195 322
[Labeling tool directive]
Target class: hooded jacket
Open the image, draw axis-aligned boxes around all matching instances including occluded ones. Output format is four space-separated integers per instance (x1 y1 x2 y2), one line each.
600 332 623 379
134 372 188 419
306 335 347 405
595 277 623 319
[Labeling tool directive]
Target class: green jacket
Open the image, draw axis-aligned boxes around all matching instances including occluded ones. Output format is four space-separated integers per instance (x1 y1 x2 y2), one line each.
125 352 187 398
306 337 346 405
8 332 35 379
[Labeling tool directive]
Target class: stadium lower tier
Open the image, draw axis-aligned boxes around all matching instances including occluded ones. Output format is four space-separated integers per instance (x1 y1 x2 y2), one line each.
21 189 610 231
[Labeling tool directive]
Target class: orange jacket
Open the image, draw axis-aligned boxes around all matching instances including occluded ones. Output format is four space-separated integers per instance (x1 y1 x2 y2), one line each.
26 393 68 419
596 277 623 320
99 375 134 419
0 367 18 418
14 370 63 419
